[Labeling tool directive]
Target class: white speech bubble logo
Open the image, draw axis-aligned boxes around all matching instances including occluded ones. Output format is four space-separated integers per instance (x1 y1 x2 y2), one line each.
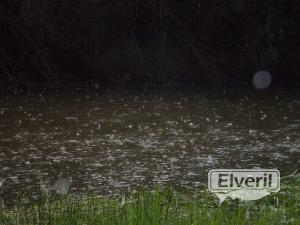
208 169 280 203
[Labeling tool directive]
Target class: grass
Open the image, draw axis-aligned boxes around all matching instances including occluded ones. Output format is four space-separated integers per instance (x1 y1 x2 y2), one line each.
0 175 299 225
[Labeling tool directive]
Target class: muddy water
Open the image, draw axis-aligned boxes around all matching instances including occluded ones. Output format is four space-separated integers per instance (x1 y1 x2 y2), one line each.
0 88 299 204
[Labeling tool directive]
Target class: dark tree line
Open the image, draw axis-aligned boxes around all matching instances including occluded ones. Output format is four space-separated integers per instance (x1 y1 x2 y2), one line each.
0 0 299 92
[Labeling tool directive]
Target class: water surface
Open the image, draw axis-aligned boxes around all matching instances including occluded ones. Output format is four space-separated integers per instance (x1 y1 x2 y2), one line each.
0 88 299 203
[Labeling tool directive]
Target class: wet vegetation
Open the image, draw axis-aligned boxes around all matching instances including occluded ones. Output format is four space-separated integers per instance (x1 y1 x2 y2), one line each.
0 0 300 92
0 174 299 225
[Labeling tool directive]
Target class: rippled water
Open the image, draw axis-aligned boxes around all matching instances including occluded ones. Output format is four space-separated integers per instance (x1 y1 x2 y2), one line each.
0 88 299 203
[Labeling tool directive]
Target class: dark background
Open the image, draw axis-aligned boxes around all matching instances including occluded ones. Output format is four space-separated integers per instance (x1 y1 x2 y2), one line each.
0 0 300 92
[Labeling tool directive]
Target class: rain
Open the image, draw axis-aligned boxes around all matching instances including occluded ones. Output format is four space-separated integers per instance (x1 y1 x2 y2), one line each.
0 90 299 203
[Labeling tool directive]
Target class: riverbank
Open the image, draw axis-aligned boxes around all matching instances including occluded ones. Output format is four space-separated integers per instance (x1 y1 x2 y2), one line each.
0 174 299 225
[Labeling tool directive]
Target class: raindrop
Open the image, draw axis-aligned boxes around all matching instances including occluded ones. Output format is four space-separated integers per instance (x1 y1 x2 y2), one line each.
0 179 5 187
10 176 18 183
252 70 272 89
54 178 71 194
169 157 178 163
120 194 126 207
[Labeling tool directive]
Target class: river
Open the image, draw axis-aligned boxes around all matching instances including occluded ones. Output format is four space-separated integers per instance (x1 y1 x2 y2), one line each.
0 88 299 204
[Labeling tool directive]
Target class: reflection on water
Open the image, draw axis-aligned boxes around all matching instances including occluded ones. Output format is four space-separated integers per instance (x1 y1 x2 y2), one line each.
0 88 299 203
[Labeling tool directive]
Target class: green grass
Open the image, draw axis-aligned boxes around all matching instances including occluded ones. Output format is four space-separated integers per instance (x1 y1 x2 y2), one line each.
0 175 299 225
